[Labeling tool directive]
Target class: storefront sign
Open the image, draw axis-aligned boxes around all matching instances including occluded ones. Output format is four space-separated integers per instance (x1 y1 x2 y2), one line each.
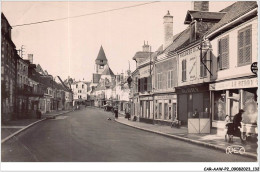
251 62 258 75
154 94 176 100
210 78 258 91
176 84 209 94
140 96 153 101
139 65 151 78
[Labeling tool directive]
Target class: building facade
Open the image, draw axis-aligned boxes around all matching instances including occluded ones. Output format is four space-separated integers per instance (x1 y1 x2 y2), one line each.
206 1 258 133
1 13 17 122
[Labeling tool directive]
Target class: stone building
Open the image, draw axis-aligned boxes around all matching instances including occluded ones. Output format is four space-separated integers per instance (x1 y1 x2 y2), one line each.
1 13 17 122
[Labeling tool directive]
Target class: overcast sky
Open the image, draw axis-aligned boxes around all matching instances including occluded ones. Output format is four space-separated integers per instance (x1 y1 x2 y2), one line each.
2 1 235 82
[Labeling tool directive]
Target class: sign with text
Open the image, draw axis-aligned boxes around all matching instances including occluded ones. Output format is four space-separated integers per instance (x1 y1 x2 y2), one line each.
139 65 151 78
210 78 258 91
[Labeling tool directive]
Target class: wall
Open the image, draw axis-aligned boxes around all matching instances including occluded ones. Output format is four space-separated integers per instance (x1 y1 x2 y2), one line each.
210 17 258 81
178 43 211 87
154 55 177 92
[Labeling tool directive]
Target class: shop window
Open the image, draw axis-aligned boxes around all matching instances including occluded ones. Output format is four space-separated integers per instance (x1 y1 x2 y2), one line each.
181 60 187 82
238 25 252 66
146 101 150 119
242 88 257 124
172 103 177 119
214 91 226 121
159 103 162 119
164 103 168 120
169 106 172 120
155 105 158 119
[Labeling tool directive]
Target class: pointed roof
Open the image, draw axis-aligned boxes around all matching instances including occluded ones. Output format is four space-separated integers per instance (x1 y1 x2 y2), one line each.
96 46 107 61
102 65 115 76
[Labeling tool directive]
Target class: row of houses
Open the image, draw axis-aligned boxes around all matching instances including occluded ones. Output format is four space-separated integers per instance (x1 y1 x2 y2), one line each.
129 1 258 133
88 46 131 112
1 13 74 123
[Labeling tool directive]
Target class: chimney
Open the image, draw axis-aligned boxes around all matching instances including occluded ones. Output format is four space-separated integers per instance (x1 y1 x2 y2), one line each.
28 54 33 63
192 1 209 11
142 41 150 52
163 11 173 49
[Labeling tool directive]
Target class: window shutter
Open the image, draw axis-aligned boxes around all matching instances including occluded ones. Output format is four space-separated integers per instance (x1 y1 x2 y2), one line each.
147 76 152 91
222 37 229 69
238 31 244 64
238 26 252 66
138 79 140 92
168 71 170 88
218 39 222 69
244 28 251 63
183 60 186 81
182 60 184 81
170 70 174 88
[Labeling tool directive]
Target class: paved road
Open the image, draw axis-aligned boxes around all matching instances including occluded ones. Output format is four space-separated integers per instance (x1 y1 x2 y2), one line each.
1 108 255 162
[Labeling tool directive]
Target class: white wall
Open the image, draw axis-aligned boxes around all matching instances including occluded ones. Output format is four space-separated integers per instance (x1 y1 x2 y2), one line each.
210 17 258 81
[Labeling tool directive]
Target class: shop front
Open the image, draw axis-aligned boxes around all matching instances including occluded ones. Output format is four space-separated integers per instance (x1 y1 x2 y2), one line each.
153 94 177 125
176 84 210 126
139 96 153 124
210 77 258 134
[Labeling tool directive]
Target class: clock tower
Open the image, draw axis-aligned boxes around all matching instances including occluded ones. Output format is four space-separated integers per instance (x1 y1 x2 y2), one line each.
95 46 108 74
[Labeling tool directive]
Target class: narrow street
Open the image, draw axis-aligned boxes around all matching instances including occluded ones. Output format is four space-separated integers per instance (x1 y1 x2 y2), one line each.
1 108 254 162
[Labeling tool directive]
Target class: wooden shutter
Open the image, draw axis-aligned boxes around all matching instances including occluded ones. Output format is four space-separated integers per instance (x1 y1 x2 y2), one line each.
182 60 186 81
244 27 251 64
170 70 174 88
238 25 252 66
138 79 140 92
147 76 152 91
221 37 229 69
167 71 170 88
218 36 229 70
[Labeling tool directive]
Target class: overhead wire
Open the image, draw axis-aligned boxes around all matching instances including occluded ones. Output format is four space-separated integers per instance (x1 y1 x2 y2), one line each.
12 1 160 27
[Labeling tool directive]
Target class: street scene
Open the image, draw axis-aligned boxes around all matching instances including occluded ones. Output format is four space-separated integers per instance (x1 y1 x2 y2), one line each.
1 1 258 163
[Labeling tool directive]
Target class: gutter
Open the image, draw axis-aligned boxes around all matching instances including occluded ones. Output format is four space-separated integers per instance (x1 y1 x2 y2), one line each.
207 8 257 39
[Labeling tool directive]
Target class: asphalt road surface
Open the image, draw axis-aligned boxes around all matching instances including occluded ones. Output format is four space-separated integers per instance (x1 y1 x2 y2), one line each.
1 108 255 162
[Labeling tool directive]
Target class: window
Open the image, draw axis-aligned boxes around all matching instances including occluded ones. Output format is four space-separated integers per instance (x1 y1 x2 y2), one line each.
144 77 147 91
167 70 174 88
82 84 84 89
238 25 252 66
157 73 162 89
76 84 78 88
138 79 140 92
135 77 138 92
218 36 229 70
182 60 187 82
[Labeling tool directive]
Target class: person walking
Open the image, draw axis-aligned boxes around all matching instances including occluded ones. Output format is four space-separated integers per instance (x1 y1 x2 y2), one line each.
233 109 244 140
114 106 118 119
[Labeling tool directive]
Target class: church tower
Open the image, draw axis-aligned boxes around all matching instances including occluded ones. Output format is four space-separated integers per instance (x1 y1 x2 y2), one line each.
95 46 108 74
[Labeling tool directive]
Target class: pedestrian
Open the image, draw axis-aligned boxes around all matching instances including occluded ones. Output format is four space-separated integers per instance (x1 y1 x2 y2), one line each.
233 109 244 135
114 106 118 119
36 109 42 119
192 109 199 118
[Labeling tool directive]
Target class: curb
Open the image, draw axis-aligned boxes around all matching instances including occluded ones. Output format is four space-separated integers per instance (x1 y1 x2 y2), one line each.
115 119 257 160
1 110 73 144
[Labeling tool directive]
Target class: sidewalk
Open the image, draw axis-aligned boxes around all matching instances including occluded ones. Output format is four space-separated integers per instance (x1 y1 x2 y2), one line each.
115 116 257 159
1 110 72 143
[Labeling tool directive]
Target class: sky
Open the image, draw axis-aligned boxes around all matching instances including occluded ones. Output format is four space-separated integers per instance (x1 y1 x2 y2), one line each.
2 1 235 82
